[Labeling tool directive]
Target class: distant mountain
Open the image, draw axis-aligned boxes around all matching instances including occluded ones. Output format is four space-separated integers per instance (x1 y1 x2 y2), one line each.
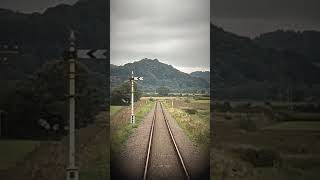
254 30 320 63
0 0 108 59
1 0 320 100
111 59 209 92
0 0 109 106
0 0 109 82
211 24 320 99
190 71 210 83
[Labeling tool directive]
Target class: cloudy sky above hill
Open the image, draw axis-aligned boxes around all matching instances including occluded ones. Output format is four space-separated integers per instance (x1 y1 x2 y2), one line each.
110 0 210 73
0 0 77 13
212 0 320 37
2 0 320 70
2 0 319 38
0 0 210 73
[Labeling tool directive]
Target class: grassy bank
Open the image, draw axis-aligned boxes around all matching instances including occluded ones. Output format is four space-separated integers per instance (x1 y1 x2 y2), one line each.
0 140 40 170
162 98 210 149
110 106 123 117
80 134 108 180
111 100 155 154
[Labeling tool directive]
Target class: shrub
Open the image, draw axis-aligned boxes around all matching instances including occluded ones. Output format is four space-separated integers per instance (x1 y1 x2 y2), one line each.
224 114 232 120
223 101 232 112
264 101 271 106
184 108 197 114
239 115 256 131
240 148 281 167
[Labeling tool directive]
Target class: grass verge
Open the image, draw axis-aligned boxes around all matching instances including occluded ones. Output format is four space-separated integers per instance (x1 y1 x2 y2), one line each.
265 121 320 131
80 136 108 180
111 101 155 154
162 100 210 149
110 106 124 117
0 140 40 170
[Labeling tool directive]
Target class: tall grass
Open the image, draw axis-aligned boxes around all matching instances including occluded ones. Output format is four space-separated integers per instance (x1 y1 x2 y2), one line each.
163 101 210 148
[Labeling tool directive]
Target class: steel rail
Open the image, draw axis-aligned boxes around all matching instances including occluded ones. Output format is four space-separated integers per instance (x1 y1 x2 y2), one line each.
160 102 190 180
143 102 157 180
143 102 190 180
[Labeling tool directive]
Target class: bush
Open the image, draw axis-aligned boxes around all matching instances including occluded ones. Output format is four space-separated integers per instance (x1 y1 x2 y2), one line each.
223 101 232 112
240 148 281 167
184 99 190 103
264 101 271 106
184 108 197 114
224 114 232 120
239 115 256 131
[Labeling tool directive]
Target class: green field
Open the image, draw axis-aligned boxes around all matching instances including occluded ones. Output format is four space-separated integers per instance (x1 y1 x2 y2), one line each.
190 99 210 104
212 101 320 180
110 106 124 116
0 140 40 170
265 121 320 131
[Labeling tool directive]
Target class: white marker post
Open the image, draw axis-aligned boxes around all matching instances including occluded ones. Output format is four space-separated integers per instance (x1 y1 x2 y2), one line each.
66 31 79 180
171 99 174 109
130 71 143 124
131 71 135 123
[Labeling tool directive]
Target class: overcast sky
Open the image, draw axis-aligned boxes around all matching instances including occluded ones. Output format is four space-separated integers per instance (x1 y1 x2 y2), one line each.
1 0 319 38
0 0 77 13
2 0 320 66
111 0 210 73
212 0 320 37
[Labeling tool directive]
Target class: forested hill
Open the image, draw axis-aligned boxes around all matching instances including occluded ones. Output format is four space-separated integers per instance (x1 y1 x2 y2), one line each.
211 24 320 100
254 30 320 63
111 59 210 92
190 71 210 83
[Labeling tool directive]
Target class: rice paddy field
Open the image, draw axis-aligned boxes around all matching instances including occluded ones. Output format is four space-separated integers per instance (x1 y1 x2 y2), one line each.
212 100 320 180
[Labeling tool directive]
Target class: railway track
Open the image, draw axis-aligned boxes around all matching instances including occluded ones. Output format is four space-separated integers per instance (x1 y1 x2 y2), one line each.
143 101 190 180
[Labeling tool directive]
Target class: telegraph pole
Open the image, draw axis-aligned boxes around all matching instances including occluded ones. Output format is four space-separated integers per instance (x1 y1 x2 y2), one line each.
131 71 135 123
62 30 106 180
66 30 79 180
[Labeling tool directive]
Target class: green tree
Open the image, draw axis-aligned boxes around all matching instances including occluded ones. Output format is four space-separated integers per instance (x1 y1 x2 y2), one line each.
156 86 170 96
111 81 142 105
3 60 104 139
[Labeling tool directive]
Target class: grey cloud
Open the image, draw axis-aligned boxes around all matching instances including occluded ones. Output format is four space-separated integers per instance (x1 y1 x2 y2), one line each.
0 0 77 13
111 0 210 73
212 0 320 37
212 0 320 20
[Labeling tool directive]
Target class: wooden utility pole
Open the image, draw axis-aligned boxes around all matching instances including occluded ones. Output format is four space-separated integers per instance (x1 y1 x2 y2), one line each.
66 30 79 180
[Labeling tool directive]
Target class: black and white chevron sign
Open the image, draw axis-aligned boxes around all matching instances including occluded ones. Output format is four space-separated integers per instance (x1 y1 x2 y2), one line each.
77 49 107 59
133 77 143 81
0 44 19 54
